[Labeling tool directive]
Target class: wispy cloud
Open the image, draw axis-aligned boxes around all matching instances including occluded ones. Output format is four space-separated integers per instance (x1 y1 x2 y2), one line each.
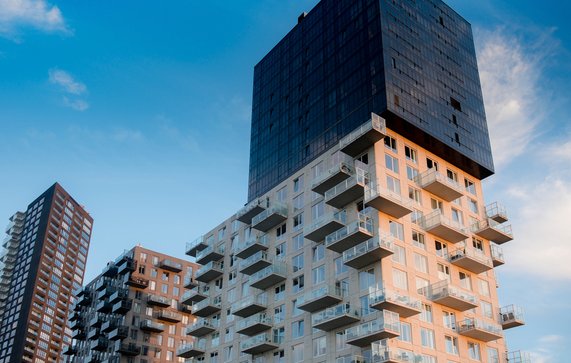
48 68 89 111
156 115 200 152
0 0 69 40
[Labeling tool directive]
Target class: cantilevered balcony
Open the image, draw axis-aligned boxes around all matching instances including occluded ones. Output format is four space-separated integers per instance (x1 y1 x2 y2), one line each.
195 244 225 265
236 313 273 336
101 263 118 278
240 333 281 355
371 339 416 363
126 275 149 289
311 303 360 331
472 219 514 244
458 318 503 342
86 353 104 363
140 319 165 333
485 202 509 223
192 297 222 317
186 318 219 337
111 299 132 314
311 153 355 195
96 286 117 300
491 244 505 267
339 113 387 157
236 199 266 224
325 213 374 253
87 327 101 340
117 343 141 356
147 294 173 308
304 211 347 242
117 258 135 275
419 211 469 243
250 263 287 290
77 292 92 306
177 341 206 358
186 235 210 258
72 328 86 340
94 278 109 291
414 169 464 202
421 280 478 311
181 286 209 305
156 310 183 323
449 246 493 274
109 289 129 304
365 184 413 219
62 345 78 355
500 305 526 329
232 294 268 318
345 311 400 347
195 261 224 283
343 234 394 269
505 351 532 363
251 202 288 232
297 284 344 312
369 287 421 318
108 326 129 341
336 355 368 363
239 250 272 275
159 259 183 272
235 234 269 259
96 300 112 313
325 171 368 209
90 337 109 351
184 274 198 289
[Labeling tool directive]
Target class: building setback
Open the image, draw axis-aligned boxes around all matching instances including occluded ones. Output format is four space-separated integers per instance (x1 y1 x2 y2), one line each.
66 246 199 362
180 0 529 363
0 183 93 363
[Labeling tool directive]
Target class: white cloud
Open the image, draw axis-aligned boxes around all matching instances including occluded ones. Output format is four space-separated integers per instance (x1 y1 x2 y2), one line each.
48 69 89 111
0 0 69 39
63 97 89 111
476 28 557 167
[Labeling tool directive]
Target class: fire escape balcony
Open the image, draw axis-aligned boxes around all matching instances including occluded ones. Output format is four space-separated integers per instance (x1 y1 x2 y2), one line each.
232 294 268 318
339 113 387 157
186 318 219 337
325 213 374 253
147 294 173 308
156 310 183 323
158 259 183 272
311 303 361 331
449 246 493 274
240 332 281 355
304 211 347 242
364 184 413 219
239 250 272 275
368 287 421 318
140 319 165 333
472 219 514 244
192 297 222 317
195 244 225 265
458 318 503 342
311 153 355 195
236 313 273 336
251 202 288 232
250 263 287 290
345 311 400 347
490 244 505 267
421 280 479 311
500 305 526 329
186 235 210 258
343 234 394 269
236 199 266 224
235 233 269 259
181 286 209 305
297 284 344 313
195 261 224 283
177 341 206 358
419 211 469 243
414 169 464 202
324 171 368 209
485 202 509 223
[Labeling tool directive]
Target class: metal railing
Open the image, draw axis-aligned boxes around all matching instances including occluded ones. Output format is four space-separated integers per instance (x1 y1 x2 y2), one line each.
339 114 386 150
343 233 394 263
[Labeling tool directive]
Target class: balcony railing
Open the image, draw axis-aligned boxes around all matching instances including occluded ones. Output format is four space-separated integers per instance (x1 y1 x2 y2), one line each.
457 318 503 342
325 213 374 253
368 286 421 318
472 218 514 244
195 261 224 283
311 303 360 331
251 202 288 232
304 211 347 242
339 113 386 157
192 297 222 317
236 313 273 336
186 318 219 337
232 294 268 317
372 339 416 363
181 286 209 305
156 309 182 322
147 294 173 307
235 233 269 259
195 243 225 265
239 250 273 275
311 152 355 195
421 280 478 311
297 284 345 312
448 245 493 274
490 243 505 267
485 202 508 223
345 311 400 346
364 184 413 219
419 210 469 243
240 332 281 354
324 169 368 209
505 351 532 363
176 341 206 358
250 263 287 290
414 169 464 202
236 199 267 224
140 319 165 332
500 305 525 329
186 235 210 257
159 259 183 272
343 234 394 269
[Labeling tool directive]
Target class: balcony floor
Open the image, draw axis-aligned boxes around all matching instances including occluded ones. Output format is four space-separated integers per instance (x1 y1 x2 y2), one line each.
251 273 286 290
450 254 492 274
346 329 400 347
365 194 413 219
432 295 478 312
474 226 513 244
325 183 365 209
327 229 373 253
298 295 343 313
241 342 279 355
312 169 352 195
313 314 360 332
305 219 345 242
459 327 503 342
370 300 421 318
424 223 469 243
195 268 223 283
344 245 393 269
421 180 463 202
236 322 272 336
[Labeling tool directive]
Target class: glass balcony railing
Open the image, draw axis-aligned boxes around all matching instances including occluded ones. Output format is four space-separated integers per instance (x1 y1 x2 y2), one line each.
240 332 281 353
414 169 464 202
345 311 400 345
250 263 287 289
485 202 508 223
421 280 478 311
368 285 421 317
457 318 503 341
339 113 386 157
364 183 413 218
448 245 493 273
311 302 360 329
235 234 269 258
232 294 268 314
343 233 394 266
490 244 505 266
420 210 469 243
325 213 374 252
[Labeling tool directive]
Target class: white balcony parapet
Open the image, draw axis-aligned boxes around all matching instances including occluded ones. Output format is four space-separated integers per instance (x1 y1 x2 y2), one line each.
419 210 469 243
414 169 464 202
342 233 394 268
325 212 374 253
371 339 416 363
345 311 400 346
339 113 387 157
368 285 421 317
420 280 478 311
448 245 493 274
457 318 503 342
364 183 414 219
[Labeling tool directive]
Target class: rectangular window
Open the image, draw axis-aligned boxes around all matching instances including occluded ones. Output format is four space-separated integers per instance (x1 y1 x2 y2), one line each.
293 194 304 211
387 175 401 194
384 136 397 153
426 158 439 171
291 320 304 339
469 199 478 214
459 272 472 291
447 169 458 183
405 146 417 163
392 244 406 265
445 336 459 355
276 223 287 238
311 201 324 220
408 187 421 204
443 310 456 329
359 269 375 290
407 165 418 181
293 213 304 230
435 241 448 258
414 253 428 273
398 322 412 343
393 268 408 290
312 244 325 262
292 275 304 293
437 263 450 281
385 154 399 173
420 303 433 323
420 328 435 349
412 231 426 250
292 254 304 272
389 221 404 241
293 175 304 193
312 265 325 285
468 342 481 360
465 179 476 194
292 343 304 363
313 336 326 357
335 256 348 275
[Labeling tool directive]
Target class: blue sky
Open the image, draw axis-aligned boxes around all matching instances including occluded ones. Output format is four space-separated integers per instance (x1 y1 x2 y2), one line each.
0 0 570 361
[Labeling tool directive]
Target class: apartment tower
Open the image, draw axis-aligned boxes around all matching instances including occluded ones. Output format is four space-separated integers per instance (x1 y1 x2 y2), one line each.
66 246 199 362
0 183 93 363
180 0 528 362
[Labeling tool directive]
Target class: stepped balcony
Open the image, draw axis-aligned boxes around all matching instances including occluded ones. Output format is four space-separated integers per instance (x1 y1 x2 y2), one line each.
419 210 469 243
421 280 478 311
364 184 413 219
311 153 355 195
500 305 526 329
140 319 165 333
485 202 509 223
158 259 183 272
195 261 224 283
192 297 222 317
186 235 210 258
236 313 273 336
368 286 421 318
239 250 273 275
251 202 288 232
240 332 281 355
181 286 209 305
472 219 514 244
448 245 493 274
339 113 386 157
371 339 417 363
236 199 267 224
147 294 173 308
490 244 505 267
345 311 400 347
325 213 374 253
304 211 347 242
232 294 268 318
250 263 287 290
458 318 503 342
343 234 394 269
195 244 225 265
186 318 219 337
235 234 269 259
297 284 344 313
325 170 368 209
311 303 361 331
177 341 206 358
414 169 464 202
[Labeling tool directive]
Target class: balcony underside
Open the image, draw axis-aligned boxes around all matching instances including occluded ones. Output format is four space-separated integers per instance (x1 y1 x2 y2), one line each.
325 183 365 209
305 219 345 242
501 315 525 330
251 273 286 290
492 256 505 267
236 322 272 336
370 300 421 318
344 244 393 270
252 213 287 232
184 278 198 290
177 348 205 359
313 314 360 332
424 223 469 243
365 195 413 219
241 342 279 355
432 295 478 312
187 325 216 337
236 242 268 259
340 128 385 157
421 180 463 202
240 259 272 276
237 205 265 224
196 250 224 265
195 268 223 283
459 327 503 342
474 227 513 244
312 168 352 195
233 303 266 318
327 229 373 253
186 242 208 258
346 329 399 347
298 295 343 313
193 305 221 318
450 254 492 274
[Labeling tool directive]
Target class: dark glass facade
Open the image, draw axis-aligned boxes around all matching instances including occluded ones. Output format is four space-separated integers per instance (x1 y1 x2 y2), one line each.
248 0 494 201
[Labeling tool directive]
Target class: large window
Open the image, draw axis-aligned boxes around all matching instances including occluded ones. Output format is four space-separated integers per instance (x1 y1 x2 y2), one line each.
292 320 304 339
313 336 326 357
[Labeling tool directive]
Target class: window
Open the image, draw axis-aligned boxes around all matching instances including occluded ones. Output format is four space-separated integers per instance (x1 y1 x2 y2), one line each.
481 301 493 319
437 263 450 281
292 275 304 293
420 304 433 323
293 234 304 251
468 342 481 360
443 310 456 329
385 154 399 173
412 231 426 250
292 343 304 363
414 253 428 273
465 179 476 194
293 194 304 211
359 269 375 290
450 97 462 111
336 331 348 350
311 201 324 220
393 268 408 290
420 328 435 349
274 305 285 323
479 279 490 297
459 272 472 290
360 295 373 316
392 244 406 265
293 213 303 230
275 284 285 301
445 336 459 355
277 187 287 202
292 320 304 339
472 238 484 252
292 254 304 272
335 256 348 275
312 244 325 262
405 146 417 163
408 187 421 204
293 175 304 193
276 223 287 238
447 169 458 183
435 241 448 258
430 198 443 212
426 158 439 171
313 336 326 357
407 165 418 181
451 208 463 224
312 265 325 284
384 136 397 153
411 209 423 225
276 243 285 259
398 322 412 343
469 199 478 214
218 227 226 240
387 175 401 194
389 221 404 241
488 348 499 363
273 350 285 363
